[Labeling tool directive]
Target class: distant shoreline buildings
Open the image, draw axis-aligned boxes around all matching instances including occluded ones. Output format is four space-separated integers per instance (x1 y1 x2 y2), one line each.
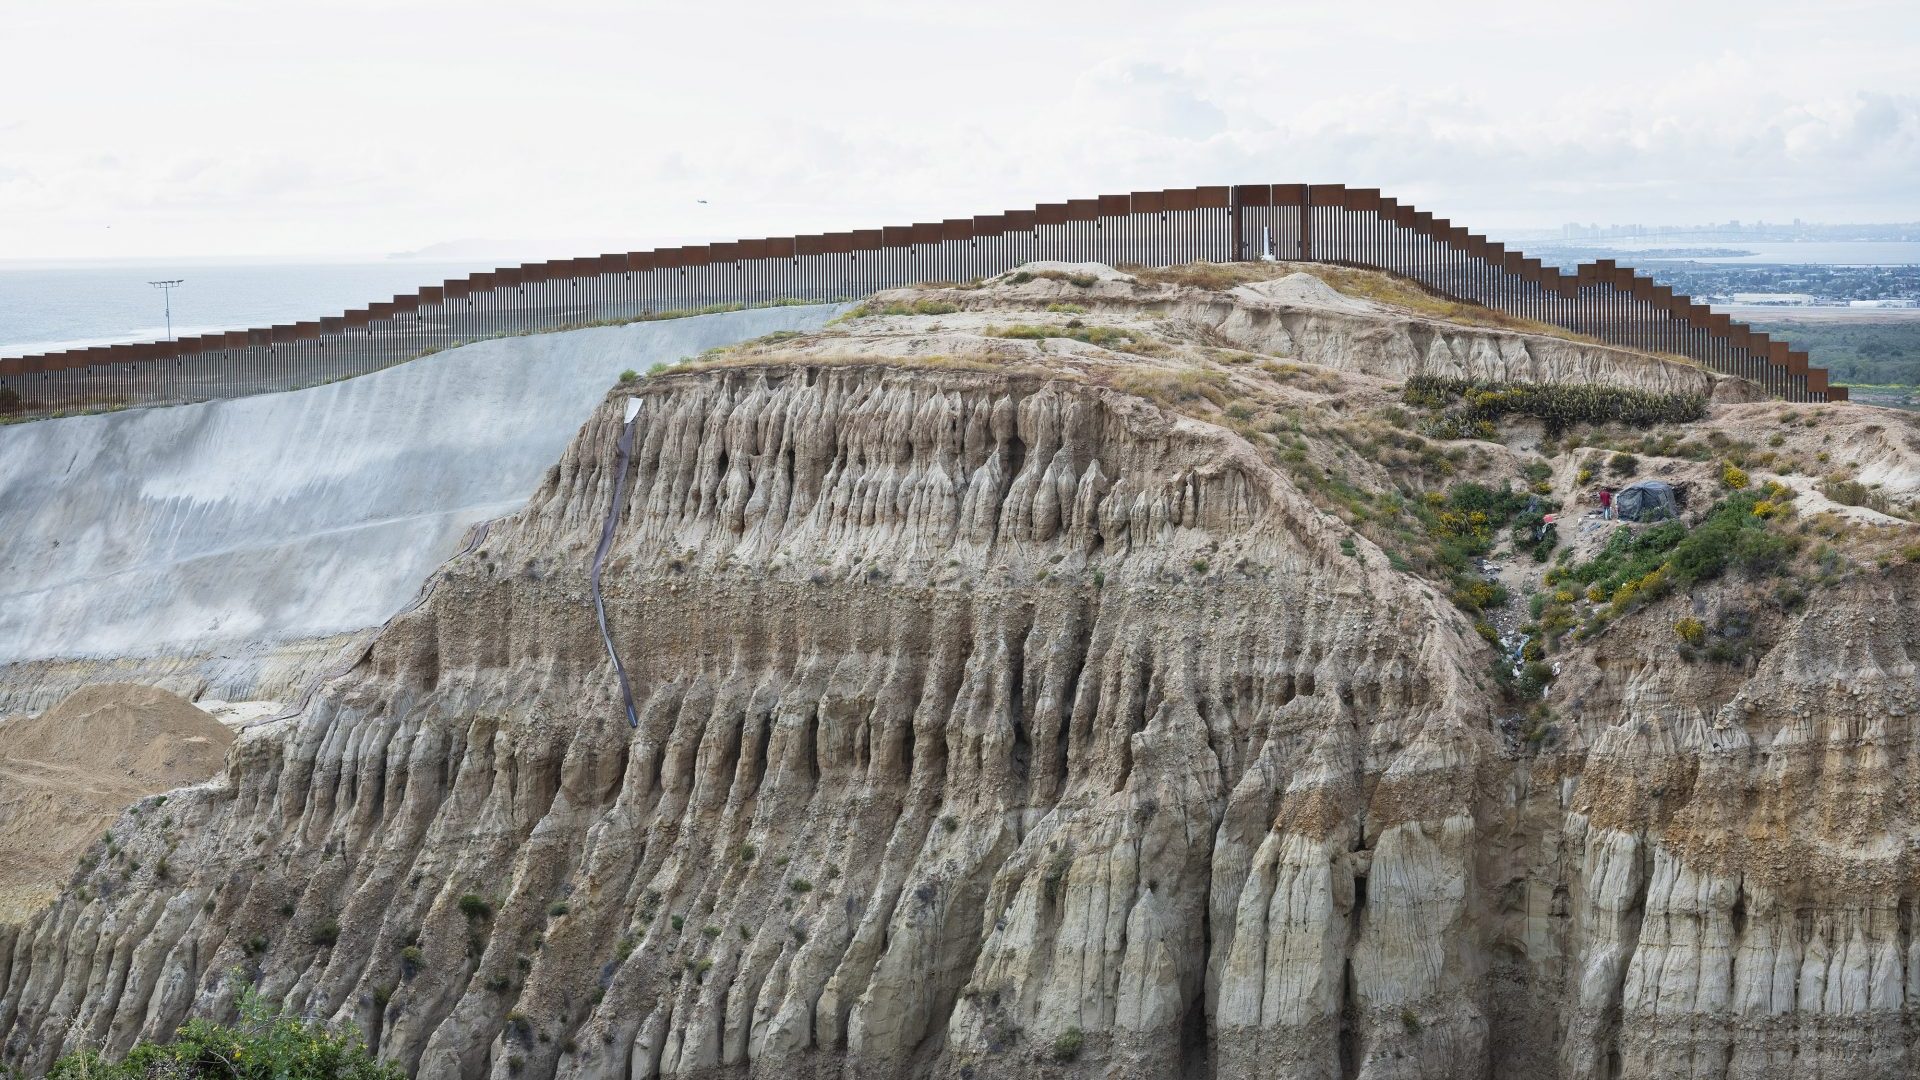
1503 220 1920 244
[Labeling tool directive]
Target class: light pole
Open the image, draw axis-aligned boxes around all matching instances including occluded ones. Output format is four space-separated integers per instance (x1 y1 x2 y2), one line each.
148 279 183 340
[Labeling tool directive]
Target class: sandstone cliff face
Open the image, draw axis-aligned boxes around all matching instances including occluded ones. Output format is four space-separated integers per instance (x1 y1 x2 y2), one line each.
3 266 1917 1080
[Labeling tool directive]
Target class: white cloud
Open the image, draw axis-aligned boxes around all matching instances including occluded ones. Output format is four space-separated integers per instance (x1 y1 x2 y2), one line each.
0 0 1915 258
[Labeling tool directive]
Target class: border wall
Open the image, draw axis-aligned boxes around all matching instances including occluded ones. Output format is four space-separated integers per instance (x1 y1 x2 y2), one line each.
0 184 1844 415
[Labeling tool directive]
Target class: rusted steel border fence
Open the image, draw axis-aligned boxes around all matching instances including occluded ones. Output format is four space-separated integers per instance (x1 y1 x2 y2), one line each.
0 183 1842 416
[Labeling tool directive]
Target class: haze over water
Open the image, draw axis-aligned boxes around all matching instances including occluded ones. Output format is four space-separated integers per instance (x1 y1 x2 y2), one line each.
0 260 484 359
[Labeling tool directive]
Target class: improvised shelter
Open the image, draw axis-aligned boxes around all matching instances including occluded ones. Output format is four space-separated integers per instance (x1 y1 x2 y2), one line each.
1615 480 1679 522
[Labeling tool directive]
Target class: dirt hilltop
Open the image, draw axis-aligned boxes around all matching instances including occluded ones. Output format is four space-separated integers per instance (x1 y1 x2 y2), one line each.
3 262 1918 1080
0 684 232 921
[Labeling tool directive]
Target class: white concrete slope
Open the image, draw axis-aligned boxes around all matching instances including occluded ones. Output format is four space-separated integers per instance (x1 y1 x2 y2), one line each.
0 305 841 676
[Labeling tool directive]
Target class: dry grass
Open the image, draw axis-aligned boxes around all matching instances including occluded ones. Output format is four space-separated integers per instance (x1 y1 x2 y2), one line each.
845 298 961 319
1255 360 1346 395
1123 262 1290 290
1001 269 1102 288
672 350 1066 381
1124 260 1613 348
1112 368 1234 409
1288 265 1588 341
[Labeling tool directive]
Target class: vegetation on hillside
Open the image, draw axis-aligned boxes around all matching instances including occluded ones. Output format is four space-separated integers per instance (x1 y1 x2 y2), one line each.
1533 485 1801 651
847 298 960 318
48 983 400 1080
1415 482 1553 611
1404 376 1707 439
1749 319 1920 390
989 323 1147 349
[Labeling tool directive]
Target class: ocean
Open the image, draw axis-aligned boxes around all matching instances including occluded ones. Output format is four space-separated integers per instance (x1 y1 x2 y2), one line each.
0 259 489 359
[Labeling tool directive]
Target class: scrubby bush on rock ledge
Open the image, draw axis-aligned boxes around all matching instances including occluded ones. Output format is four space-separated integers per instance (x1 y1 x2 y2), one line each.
48 983 399 1080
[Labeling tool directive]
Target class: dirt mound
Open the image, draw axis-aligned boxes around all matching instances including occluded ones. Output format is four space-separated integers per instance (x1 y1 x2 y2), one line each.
0 684 231 921
1233 270 1380 315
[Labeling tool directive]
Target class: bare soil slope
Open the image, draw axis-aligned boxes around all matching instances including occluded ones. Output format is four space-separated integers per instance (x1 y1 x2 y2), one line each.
0 685 231 920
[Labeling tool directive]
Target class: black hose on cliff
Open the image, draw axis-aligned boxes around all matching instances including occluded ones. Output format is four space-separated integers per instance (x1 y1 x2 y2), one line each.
593 402 641 728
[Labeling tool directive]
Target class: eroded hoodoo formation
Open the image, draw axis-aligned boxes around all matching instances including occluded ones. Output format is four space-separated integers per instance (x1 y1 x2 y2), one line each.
4 264 1918 1080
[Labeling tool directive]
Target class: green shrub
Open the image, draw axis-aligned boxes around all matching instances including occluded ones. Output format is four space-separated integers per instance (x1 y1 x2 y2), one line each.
1512 661 1553 699
311 920 340 948
547 901 569 917
49 982 401 1080
1052 1026 1085 1062
789 879 813 894
1673 617 1707 646
457 894 491 921
1664 494 1798 586
1608 453 1640 477
618 369 639 384
1042 851 1074 905
1558 491 1798 632
1424 482 1534 559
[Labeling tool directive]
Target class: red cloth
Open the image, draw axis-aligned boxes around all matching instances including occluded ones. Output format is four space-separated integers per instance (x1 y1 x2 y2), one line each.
1599 489 1613 509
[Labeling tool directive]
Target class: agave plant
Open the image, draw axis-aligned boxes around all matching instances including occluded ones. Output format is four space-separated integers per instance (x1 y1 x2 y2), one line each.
1404 375 1704 437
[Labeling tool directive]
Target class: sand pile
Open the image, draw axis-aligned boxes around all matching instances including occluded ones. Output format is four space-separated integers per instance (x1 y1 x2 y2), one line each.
0 684 232 921
1233 270 1381 315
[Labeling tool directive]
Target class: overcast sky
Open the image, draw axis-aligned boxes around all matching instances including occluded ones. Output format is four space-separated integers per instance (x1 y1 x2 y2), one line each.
3 0 1916 262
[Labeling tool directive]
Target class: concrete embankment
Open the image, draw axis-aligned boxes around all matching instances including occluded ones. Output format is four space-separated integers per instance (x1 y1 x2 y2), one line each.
0 305 841 712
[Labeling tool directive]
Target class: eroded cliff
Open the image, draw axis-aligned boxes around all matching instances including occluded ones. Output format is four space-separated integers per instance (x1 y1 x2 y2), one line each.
4 263 1917 1080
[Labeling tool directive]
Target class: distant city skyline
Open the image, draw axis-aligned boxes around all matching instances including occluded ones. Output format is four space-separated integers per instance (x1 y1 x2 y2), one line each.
1516 220 1920 243
3 0 1917 261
